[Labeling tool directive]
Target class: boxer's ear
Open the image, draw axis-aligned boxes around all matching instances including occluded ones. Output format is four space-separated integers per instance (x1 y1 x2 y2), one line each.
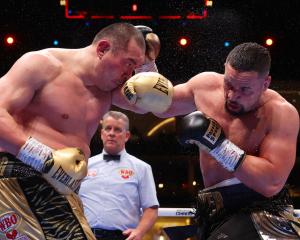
262 75 271 91
96 40 110 59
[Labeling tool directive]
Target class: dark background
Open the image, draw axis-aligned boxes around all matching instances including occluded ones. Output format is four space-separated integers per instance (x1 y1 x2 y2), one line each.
1 0 299 207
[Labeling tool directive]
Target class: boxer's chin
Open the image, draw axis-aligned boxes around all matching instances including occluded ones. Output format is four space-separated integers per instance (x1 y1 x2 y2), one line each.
225 102 245 116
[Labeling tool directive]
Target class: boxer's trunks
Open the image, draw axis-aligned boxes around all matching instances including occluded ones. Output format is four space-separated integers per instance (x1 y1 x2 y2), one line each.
195 180 300 239
0 152 95 240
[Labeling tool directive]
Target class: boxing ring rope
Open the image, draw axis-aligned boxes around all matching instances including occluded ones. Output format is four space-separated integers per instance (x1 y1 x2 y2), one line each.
158 208 300 218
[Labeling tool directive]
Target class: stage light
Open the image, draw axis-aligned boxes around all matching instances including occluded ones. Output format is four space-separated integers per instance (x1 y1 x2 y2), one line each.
224 41 230 47
265 38 274 46
131 3 138 12
178 36 190 47
205 0 213 7
53 40 59 46
5 35 15 46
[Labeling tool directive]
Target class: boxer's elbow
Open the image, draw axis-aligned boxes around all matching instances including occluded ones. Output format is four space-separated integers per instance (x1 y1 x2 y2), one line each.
260 181 285 198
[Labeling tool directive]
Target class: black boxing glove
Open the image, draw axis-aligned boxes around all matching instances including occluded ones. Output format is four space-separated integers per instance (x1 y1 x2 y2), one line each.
135 25 160 73
177 111 246 172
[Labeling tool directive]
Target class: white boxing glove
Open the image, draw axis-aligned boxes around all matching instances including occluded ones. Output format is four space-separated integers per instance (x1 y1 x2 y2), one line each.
122 72 173 113
17 137 87 195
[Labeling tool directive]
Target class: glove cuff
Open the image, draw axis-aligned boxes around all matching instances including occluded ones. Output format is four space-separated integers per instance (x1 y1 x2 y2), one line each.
135 60 158 74
210 139 246 172
17 137 53 171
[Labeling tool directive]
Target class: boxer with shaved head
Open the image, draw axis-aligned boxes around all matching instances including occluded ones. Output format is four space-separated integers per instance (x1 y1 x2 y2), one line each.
0 22 169 239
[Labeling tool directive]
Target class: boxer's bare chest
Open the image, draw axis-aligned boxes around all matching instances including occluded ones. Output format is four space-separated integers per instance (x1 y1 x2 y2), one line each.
196 96 268 156
17 72 110 137
215 114 266 155
193 85 273 186
199 105 268 186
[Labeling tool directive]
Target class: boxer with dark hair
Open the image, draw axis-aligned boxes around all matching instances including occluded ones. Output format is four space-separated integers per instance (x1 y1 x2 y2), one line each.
177 42 300 239
124 42 300 239
0 22 170 239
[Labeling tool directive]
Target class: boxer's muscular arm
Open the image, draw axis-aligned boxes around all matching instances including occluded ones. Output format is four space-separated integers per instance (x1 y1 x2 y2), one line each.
155 81 197 118
156 72 223 118
154 73 213 118
235 103 299 197
0 52 56 154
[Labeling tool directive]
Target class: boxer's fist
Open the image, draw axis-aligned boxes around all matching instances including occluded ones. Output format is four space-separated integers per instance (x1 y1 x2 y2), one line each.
17 137 87 194
135 25 160 61
42 148 87 195
135 25 160 73
177 111 225 151
122 72 173 113
177 111 246 171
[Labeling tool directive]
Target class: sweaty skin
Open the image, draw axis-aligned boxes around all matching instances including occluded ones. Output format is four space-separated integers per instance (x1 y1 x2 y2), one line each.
0 37 145 159
111 62 300 198
155 66 299 197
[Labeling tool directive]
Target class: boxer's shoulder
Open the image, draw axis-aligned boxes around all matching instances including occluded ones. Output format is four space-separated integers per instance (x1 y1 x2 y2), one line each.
263 89 298 116
258 90 299 134
18 50 62 78
2 51 61 89
187 72 223 98
189 71 223 88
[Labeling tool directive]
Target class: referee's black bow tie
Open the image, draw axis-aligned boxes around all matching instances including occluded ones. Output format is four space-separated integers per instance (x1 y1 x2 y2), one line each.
103 154 120 161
